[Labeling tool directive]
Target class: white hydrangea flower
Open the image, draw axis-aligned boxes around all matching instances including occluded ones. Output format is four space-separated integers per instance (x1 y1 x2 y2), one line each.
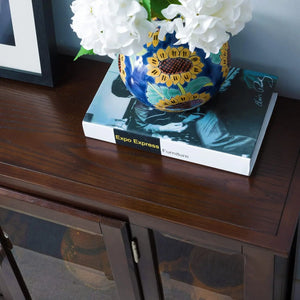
159 0 252 57
70 0 98 51
71 0 155 58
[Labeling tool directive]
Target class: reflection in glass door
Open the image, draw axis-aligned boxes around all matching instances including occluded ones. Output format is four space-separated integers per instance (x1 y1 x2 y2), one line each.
153 231 244 300
0 207 119 299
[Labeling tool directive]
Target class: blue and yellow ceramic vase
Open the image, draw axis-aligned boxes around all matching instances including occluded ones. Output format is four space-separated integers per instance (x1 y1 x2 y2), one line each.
119 30 230 112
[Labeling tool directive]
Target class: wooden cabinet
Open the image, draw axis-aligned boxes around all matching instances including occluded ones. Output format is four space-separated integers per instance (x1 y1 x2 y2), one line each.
0 56 299 299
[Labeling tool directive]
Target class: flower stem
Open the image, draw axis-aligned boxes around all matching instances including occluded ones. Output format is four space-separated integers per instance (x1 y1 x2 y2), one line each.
178 83 185 95
148 83 164 98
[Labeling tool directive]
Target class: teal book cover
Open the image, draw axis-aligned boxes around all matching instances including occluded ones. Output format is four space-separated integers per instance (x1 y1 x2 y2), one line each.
83 60 278 176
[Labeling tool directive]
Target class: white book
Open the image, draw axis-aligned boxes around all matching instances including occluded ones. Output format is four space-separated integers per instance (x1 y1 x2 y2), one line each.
83 60 278 176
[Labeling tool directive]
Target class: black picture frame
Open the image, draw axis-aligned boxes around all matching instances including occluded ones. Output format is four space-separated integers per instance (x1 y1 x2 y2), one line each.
0 0 56 87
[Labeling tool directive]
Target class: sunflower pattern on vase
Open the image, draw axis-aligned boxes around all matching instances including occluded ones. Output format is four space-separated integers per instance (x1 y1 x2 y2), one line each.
119 31 230 112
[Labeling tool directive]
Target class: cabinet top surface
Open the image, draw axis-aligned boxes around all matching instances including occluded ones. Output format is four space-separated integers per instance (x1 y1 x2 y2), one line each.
0 57 299 255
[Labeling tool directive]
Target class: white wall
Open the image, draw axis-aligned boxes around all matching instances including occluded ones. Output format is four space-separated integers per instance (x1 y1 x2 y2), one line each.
230 0 300 99
52 0 300 99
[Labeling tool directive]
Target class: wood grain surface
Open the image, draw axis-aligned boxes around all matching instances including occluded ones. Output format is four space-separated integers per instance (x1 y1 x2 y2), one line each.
0 56 299 256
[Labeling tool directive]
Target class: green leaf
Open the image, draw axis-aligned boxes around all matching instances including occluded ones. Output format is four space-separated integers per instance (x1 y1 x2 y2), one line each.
164 86 181 99
141 0 151 21
146 83 180 105
150 0 180 20
74 46 95 61
210 53 221 64
136 48 148 56
146 84 164 105
185 77 213 94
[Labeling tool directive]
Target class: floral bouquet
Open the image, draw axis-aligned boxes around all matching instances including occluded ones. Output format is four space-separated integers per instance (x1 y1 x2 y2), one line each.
71 0 252 112
71 0 252 59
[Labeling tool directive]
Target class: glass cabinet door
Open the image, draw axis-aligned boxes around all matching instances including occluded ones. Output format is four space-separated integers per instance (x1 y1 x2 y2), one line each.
153 231 244 300
0 207 119 300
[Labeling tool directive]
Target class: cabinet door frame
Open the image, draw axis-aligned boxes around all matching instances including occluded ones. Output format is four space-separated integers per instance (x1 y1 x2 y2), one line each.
0 226 31 300
0 189 143 299
130 224 164 300
100 216 143 300
131 225 293 300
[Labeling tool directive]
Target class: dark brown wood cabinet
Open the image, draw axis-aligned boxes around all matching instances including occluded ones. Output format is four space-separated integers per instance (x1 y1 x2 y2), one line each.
0 57 299 300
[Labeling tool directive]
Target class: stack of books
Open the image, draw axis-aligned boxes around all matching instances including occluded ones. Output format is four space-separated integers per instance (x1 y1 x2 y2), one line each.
82 60 278 176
